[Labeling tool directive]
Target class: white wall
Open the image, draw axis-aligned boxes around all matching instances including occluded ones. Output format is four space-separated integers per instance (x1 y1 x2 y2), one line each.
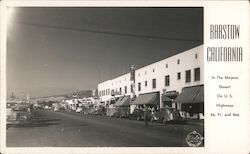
134 45 204 108
98 73 133 103
109 73 133 98
97 80 112 103
98 45 204 108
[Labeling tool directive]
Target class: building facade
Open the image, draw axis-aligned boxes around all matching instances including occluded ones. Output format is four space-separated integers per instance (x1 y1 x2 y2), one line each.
98 45 204 114
98 73 134 107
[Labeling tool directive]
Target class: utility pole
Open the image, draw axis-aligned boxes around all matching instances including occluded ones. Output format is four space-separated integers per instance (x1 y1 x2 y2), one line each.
109 65 112 80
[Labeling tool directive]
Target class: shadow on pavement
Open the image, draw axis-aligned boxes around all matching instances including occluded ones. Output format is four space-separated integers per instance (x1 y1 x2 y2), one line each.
7 110 61 128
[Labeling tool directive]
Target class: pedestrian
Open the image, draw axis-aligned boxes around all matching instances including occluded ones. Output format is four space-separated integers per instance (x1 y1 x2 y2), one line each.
144 105 148 127
81 107 84 116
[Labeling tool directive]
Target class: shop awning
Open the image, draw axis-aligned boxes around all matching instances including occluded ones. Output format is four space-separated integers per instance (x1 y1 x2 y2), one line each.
130 92 159 105
108 97 120 102
114 96 124 106
162 91 179 100
114 96 130 107
175 85 204 104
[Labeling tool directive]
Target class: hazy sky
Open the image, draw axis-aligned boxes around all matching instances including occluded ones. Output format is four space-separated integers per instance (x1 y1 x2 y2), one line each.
6 7 203 97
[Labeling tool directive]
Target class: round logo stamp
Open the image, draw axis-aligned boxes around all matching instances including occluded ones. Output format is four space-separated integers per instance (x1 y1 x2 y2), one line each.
186 130 204 147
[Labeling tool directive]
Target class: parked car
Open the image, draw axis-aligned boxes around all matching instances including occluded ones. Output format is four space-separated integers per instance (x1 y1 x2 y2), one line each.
129 109 146 121
179 110 190 120
106 107 118 117
113 107 129 118
7 104 33 124
53 105 60 112
44 105 51 109
149 110 160 122
155 107 183 123
80 106 90 115
75 107 82 113
91 107 106 116
6 102 17 120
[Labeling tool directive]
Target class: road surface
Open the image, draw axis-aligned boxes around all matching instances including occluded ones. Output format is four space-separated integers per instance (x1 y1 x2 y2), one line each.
7 109 204 147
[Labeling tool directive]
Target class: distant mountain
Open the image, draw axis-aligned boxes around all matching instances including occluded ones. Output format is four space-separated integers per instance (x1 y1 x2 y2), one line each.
33 89 97 100
65 90 93 98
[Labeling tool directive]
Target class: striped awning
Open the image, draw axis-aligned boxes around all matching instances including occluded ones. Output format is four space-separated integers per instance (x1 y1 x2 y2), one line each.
114 95 130 107
130 92 159 105
114 96 124 106
175 85 204 104
108 97 121 104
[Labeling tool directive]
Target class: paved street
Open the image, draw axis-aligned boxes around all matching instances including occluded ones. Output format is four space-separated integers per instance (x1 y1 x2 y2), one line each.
7 109 204 147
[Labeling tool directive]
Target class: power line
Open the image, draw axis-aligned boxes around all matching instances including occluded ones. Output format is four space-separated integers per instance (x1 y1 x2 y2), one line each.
16 21 202 42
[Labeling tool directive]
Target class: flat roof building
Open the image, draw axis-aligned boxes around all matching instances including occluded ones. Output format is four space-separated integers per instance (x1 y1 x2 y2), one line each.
98 45 204 115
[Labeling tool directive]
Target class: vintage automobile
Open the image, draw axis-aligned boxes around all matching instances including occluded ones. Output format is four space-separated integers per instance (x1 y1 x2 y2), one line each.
106 107 118 117
7 104 33 124
154 107 183 123
128 109 146 121
90 107 106 116
179 110 190 120
75 107 82 113
6 102 17 120
113 107 130 118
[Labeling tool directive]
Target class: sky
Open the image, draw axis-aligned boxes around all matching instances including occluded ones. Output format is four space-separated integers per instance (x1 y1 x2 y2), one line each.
6 7 203 98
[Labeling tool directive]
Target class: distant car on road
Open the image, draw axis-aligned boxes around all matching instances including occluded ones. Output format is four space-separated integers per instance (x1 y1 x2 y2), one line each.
154 107 183 123
44 105 50 109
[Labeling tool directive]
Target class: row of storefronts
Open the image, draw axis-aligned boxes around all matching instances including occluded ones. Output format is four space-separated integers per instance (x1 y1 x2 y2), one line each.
98 45 204 118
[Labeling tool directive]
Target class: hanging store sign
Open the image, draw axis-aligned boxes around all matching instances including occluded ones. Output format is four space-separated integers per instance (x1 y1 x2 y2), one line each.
163 91 179 99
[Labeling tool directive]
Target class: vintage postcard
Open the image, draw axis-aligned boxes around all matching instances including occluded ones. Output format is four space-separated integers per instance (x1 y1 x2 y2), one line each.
0 0 249 154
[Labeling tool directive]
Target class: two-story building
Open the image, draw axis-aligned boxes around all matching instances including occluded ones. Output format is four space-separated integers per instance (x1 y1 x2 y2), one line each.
98 45 204 115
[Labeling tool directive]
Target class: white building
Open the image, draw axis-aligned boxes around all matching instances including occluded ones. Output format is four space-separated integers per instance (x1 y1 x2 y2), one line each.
98 73 134 107
98 80 112 105
98 45 204 115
